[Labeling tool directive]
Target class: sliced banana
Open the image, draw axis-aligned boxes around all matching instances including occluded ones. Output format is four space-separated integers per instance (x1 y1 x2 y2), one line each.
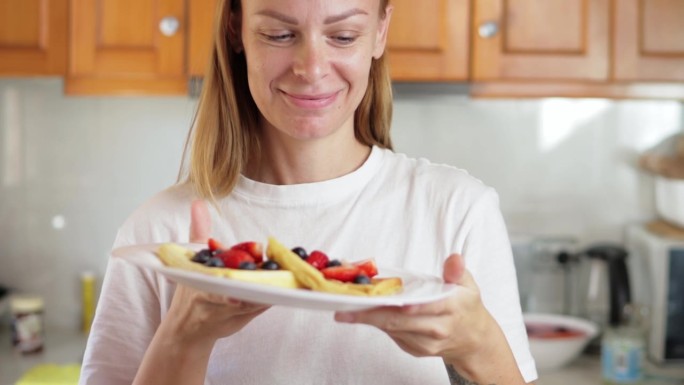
266 237 402 296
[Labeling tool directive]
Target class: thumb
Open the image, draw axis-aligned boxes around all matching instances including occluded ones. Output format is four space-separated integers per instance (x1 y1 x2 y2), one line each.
190 199 211 243
443 253 477 289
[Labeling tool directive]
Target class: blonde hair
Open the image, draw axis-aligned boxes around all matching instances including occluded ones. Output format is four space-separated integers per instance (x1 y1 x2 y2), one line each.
180 0 393 202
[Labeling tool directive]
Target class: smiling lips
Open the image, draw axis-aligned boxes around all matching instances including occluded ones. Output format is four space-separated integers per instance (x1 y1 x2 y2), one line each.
282 90 340 109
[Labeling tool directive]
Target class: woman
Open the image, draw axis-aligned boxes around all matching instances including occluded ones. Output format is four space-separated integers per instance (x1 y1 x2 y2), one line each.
80 0 538 384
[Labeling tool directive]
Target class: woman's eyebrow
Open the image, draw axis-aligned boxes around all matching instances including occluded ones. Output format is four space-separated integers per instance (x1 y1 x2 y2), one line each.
255 10 298 25
254 8 369 26
324 8 368 24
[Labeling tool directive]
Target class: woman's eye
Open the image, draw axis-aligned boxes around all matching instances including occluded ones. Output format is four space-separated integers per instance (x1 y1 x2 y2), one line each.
332 35 357 45
263 33 295 42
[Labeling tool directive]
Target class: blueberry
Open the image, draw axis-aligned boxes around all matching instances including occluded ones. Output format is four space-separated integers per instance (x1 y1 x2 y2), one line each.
205 257 224 267
192 249 213 264
261 260 280 270
353 274 371 284
326 259 342 267
239 261 257 270
291 247 308 260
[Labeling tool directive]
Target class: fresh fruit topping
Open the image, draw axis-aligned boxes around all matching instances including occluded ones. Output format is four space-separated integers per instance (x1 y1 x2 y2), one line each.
215 249 255 269
192 249 213 264
205 257 225 267
321 265 362 283
306 250 329 270
291 247 308 260
327 259 342 267
208 238 225 252
196 239 380 287
239 261 257 270
231 242 264 263
353 274 371 284
352 259 378 278
261 260 280 270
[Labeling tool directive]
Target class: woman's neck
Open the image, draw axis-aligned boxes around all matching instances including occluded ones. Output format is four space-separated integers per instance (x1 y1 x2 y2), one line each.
244 134 371 185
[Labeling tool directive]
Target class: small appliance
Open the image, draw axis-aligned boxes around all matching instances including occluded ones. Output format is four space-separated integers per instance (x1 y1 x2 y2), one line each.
512 236 632 329
625 222 684 364
579 244 632 330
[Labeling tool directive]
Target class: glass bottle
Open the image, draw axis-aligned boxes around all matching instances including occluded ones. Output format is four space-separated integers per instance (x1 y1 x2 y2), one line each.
81 271 96 334
601 303 649 384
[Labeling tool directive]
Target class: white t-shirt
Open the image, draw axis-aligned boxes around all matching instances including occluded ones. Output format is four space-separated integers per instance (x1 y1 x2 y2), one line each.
80 146 538 384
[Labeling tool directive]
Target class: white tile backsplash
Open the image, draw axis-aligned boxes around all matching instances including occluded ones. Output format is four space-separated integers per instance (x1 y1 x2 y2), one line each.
0 79 681 328
0 79 196 328
391 86 683 243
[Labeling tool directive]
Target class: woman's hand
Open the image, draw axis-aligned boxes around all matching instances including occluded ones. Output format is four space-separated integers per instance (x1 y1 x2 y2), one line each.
334 254 527 384
163 200 269 347
133 200 268 385
164 284 269 347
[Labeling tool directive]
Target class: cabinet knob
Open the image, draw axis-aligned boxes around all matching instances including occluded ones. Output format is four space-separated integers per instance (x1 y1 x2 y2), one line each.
478 21 499 39
159 16 180 37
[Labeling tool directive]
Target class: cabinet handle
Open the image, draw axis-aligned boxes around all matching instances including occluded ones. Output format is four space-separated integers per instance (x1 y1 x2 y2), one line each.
159 16 180 37
478 21 499 39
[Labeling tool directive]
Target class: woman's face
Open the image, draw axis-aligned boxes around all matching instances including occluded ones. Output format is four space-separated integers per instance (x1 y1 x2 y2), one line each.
238 0 390 143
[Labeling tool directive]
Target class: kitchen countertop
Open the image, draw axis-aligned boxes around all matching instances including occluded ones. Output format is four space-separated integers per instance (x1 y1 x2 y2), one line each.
0 327 682 385
0 327 87 385
539 354 684 385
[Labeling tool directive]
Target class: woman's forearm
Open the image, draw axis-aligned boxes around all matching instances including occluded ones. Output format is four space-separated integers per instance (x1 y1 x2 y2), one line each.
133 322 216 385
444 321 529 385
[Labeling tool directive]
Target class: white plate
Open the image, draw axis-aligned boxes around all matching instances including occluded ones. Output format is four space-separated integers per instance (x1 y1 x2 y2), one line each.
112 243 458 312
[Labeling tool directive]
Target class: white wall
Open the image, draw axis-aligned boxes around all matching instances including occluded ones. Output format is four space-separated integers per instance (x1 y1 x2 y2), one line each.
0 79 681 328
391 85 682 243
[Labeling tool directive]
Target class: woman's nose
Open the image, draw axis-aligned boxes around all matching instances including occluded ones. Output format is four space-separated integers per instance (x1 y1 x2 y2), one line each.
292 38 329 82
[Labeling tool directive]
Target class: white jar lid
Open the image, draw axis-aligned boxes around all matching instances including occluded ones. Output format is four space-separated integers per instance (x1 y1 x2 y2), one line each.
10 295 44 313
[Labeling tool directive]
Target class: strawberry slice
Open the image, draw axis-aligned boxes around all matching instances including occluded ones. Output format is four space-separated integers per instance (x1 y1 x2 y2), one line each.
306 250 329 270
208 238 224 252
321 265 362 283
231 241 263 264
215 249 255 269
352 259 378 278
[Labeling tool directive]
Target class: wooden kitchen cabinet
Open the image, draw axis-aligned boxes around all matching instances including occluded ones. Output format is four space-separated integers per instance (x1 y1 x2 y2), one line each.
188 0 218 77
0 0 68 76
386 0 470 81
66 0 187 95
472 0 610 81
613 0 684 82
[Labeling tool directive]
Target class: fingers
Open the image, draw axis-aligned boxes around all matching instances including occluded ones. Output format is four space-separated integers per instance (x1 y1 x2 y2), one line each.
443 253 477 289
215 300 269 316
218 299 270 315
201 292 270 314
334 308 413 329
442 253 463 283
176 285 269 316
336 307 449 337
190 199 211 243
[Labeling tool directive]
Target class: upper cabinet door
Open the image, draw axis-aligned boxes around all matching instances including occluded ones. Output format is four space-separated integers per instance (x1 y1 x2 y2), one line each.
386 0 470 81
614 0 684 82
0 0 68 75
472 0 610 81
188 0 217 77
67 0 187 95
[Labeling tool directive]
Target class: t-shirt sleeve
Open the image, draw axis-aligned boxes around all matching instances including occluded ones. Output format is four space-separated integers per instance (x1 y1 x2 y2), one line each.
460 188 538 383
78 255 162 385
79 195 189 385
